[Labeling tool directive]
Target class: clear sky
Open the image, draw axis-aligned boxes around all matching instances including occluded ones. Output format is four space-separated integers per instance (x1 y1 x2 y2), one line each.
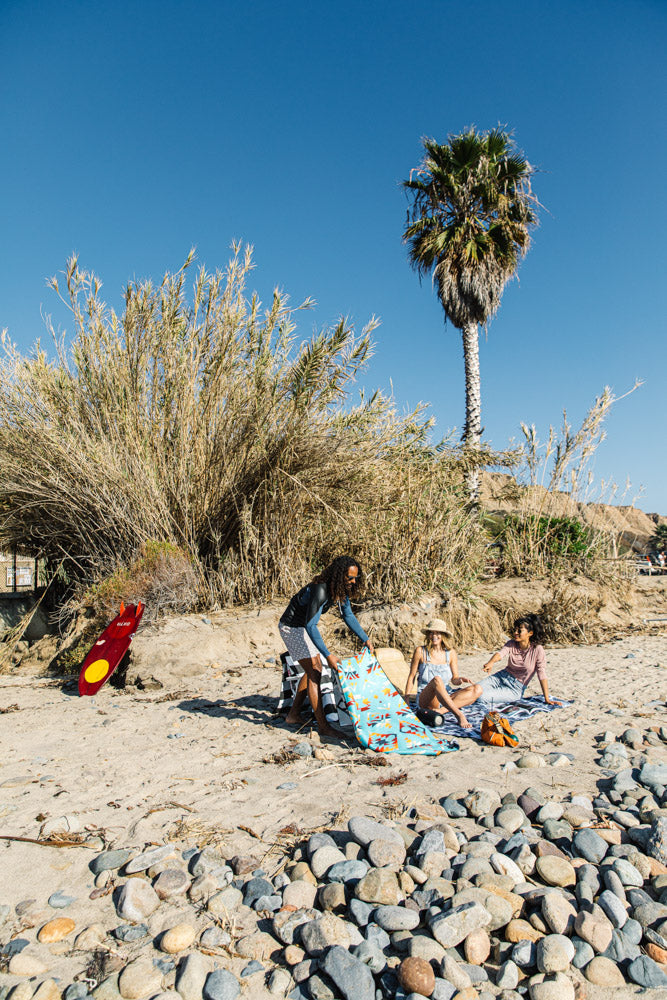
2 0 666 513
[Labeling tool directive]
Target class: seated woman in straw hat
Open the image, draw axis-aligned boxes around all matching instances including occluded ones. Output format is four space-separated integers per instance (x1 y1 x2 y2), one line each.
405 618 475 729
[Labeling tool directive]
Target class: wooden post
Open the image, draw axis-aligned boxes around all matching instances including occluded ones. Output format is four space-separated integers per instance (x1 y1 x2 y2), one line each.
12 547 17 593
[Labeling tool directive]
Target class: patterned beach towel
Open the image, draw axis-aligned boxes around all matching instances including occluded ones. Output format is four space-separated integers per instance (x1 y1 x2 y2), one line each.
335 649 458 755
432 694 571 743
276 652 353 729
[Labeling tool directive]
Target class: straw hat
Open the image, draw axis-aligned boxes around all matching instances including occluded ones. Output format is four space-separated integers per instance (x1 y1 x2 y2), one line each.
422 618 452 636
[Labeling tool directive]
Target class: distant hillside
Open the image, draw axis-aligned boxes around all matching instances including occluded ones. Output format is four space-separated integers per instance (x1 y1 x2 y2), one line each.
480 472 665 554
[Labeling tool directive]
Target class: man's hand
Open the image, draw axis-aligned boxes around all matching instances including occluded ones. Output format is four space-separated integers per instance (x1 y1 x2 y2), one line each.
364 640 375 656
327 653 341 670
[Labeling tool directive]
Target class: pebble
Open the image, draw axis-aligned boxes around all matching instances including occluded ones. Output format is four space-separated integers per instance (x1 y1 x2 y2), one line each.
572 828 607 864
349 815 403 847
174 952 209 1000
321 945 376 1000
541 893 576 935
301 911 362 955
160 923 196 953
48 890 76 908
355 868 400 904
90 849 131 874
202 968 240 1000
311 845 347 879
628 954 667 988
574 909 613 952
37 917 76 942
8 952 48 975
153 869 190 899
398 956 436 995
535 856 576 887
430 902 491 948
584 955 626 985
536 934 575 973
114 923 148 942
118 956 163 998
124 845 174 873
374 905 420 932
115 879 160 921
464 790 501 818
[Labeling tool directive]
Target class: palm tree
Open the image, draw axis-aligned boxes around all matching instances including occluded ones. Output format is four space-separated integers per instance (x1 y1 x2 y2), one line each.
403 127 538 497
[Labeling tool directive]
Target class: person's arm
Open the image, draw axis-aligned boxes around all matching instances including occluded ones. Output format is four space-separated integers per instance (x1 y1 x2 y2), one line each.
340 597 374 655
482 650 504 674
448 649 473 685
535 646 561 704
405 647 423 699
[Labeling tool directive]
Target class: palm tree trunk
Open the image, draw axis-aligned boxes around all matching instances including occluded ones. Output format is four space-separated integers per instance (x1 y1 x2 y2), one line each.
461 321 482 502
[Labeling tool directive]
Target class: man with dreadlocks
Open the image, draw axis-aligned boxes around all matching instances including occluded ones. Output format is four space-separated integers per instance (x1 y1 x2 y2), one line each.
279 555 374 736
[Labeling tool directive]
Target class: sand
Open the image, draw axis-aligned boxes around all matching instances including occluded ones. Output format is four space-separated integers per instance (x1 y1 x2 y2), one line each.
1 631 666 996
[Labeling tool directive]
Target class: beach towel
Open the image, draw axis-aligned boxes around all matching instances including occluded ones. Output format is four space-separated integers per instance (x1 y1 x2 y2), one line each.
335 649 458 755
432 694 570 743
277 652 353 729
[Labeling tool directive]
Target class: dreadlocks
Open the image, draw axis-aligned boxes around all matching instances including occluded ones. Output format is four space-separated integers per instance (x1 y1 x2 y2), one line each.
313 555 365 602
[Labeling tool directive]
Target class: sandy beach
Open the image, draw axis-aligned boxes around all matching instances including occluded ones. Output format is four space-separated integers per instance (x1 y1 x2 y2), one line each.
1 629 667 997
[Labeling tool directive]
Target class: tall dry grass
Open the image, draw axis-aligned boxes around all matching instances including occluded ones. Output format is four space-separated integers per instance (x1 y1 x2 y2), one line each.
0 247 490 616
491 385 640 581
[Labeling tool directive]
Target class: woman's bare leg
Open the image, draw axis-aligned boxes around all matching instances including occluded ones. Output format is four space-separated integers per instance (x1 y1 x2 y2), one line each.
285 672 308 725
419 678 472 729
450 683 483 709
300 656 337 737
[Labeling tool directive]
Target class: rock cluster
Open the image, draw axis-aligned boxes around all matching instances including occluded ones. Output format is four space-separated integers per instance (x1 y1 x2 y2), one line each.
3 725 667 998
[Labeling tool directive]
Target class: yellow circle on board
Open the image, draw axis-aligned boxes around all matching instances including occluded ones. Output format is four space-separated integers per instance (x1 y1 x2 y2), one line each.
84 659 110 683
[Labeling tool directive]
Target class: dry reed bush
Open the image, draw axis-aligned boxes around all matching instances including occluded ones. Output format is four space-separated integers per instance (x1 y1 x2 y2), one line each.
0 246 488 613
495 385 640 582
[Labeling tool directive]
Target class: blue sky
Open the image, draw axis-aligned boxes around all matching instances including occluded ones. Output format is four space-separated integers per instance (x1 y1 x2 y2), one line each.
2 0 666 513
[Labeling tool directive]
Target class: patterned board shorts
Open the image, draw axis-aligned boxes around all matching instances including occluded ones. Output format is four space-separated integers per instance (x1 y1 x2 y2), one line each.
478 668 527 707
278 623 320 663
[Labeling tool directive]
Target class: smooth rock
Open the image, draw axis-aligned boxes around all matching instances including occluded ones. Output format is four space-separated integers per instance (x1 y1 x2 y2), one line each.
348 816 402 847
464 790 501 818
527 972 575 1000
310 845 346 879
124 846 174 873
48 891 76 909
160 923 196 953
597 888 627 927
430 902 491 948
175 952 210 1000
464 926 490 965
283 880 318 909
8 952 48 975
627 954 667 988
327 860 368 884
541 892 576 935
399 956 436 996
206 886 243 916
584 955 625 986
374 905 420 931
574 909 613 952
37 917 76 942
272 906 319 945
495 806 527 834
300 911 361 955
612 857 643 886
572 829 607 864
505 918 543 943
535 857 576 887
118 957 163 998
355 868 400 904
74 923 105 950
536 934 575 973
153 869 190 899
571 937 594 969
114 879 160 921
368 838 406 869
32 982 62 1000
321 944 375 1000
202 968 240 1000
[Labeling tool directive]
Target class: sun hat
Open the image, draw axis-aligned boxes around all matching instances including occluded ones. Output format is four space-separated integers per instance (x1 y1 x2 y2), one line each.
422 618 452 636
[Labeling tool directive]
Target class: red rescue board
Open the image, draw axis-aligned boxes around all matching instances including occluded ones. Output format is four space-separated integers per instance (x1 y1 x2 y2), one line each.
78 602 144 696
